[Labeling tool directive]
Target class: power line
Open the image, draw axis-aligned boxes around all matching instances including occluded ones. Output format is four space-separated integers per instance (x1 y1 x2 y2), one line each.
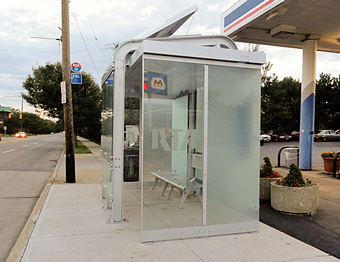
72 12 100 79
80 0 109 63
0 76 26 80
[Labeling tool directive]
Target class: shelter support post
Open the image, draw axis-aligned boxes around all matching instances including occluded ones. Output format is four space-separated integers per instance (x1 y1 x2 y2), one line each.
299 40 317 170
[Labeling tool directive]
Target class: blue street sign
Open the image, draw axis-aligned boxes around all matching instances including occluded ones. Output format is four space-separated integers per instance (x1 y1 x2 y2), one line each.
71 73 82 84
106 75 113 86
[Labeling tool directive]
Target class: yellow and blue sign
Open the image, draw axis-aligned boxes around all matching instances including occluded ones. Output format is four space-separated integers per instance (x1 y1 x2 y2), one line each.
144 72 167 95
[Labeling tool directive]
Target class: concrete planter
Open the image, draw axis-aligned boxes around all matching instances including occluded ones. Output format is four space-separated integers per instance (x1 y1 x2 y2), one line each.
271 182 319 215
260 178 278 200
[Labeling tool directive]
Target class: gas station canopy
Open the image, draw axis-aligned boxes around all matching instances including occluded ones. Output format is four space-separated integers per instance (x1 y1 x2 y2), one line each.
222 0 340 53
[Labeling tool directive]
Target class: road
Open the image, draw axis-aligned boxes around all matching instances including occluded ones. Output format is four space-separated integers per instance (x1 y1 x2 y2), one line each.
0 133 64 262
261 141 340 167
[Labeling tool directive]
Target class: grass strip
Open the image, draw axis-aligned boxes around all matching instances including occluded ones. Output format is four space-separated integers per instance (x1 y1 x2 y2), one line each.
74 140 91 154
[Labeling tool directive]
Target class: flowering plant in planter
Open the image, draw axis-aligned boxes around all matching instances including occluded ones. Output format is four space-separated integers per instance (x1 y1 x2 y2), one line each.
321 151 339 158
260 157 280 200
275 163 315 187
260 157 280 178
321 151 340 174
271 163 319 215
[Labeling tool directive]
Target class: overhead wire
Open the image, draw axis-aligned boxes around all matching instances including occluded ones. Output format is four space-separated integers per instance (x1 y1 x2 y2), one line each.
0 76 26 80
72 12 101 79
80 0 109 64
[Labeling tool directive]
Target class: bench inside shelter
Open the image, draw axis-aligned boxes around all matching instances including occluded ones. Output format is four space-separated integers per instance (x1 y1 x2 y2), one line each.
150 153 203 208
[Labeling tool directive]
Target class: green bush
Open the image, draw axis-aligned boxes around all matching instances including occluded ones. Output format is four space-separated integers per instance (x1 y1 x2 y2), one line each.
260 157 280 178
276 163 314 187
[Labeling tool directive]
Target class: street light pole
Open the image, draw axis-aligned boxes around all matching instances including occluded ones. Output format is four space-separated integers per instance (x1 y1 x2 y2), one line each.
20 93 23 131
61 0 76 183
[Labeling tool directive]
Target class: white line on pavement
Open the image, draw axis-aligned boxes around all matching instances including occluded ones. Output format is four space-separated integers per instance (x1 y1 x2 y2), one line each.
23 145 29 148
2 149 15 154
34 142 39 145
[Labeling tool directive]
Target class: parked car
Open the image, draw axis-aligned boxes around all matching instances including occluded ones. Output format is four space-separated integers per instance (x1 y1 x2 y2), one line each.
268 132 291 142
15 132 27 138
314 130 340 141
291 131 300 141
259 133 271 142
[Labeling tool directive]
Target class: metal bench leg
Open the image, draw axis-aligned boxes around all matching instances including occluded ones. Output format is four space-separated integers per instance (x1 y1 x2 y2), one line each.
161 183 168 196
167 186 174 200
152 177 159 190
179 192 188 208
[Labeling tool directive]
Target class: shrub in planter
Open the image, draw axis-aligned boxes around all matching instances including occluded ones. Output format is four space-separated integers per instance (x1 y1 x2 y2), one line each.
260 157 280 200
321 151 340 174
271 163 319 215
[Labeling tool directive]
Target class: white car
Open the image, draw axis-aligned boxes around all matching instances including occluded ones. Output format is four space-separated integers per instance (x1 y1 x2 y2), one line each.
259 134 271 142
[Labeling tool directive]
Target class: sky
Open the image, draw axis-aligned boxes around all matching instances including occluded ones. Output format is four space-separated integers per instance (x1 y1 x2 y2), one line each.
1 0 340 113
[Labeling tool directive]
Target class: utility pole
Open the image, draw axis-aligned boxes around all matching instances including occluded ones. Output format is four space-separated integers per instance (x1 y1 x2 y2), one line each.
61 0 76 183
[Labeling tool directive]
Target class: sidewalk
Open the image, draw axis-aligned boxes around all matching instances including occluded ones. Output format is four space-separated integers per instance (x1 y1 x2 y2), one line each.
8 139 339 262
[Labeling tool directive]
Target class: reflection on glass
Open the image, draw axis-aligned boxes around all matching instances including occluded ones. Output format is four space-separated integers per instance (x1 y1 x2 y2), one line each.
124 59 142 182
142 59 204 231
207 65 260 225
101 72 114 197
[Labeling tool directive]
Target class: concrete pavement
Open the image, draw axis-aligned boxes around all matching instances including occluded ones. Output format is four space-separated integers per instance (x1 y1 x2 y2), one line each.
6 138 340 262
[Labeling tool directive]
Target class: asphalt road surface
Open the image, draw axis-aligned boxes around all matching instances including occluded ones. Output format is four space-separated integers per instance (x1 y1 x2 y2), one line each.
261 140 340 259
261 140 340 167
0 133 64 262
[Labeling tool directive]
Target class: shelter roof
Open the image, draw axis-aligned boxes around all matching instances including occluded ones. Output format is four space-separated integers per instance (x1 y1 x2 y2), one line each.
135 5 197 39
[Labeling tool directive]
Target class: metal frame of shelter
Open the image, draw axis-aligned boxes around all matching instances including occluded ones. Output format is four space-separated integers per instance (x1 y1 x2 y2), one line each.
101 6 265 242
221 0 340 170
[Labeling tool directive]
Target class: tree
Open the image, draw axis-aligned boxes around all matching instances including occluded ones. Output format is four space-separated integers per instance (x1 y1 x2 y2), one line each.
4 111 59 135
315 73 340 131
261 74 301 134
22 62 102 142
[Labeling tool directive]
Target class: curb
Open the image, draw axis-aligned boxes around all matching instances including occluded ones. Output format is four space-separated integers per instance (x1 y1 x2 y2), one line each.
5 149 65 262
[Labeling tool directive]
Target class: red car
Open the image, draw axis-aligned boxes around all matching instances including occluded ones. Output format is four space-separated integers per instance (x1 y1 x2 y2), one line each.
15 132 27 138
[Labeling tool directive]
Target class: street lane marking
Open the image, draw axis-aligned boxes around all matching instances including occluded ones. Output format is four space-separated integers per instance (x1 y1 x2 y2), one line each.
23 145 29 148
3 149 15 154
34 142 39 145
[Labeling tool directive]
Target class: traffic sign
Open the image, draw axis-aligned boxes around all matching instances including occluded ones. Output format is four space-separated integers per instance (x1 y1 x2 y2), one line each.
71 73 82 84
71 62 82 72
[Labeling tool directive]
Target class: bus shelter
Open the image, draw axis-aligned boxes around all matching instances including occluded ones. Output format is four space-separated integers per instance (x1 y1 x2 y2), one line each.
101 32 265 242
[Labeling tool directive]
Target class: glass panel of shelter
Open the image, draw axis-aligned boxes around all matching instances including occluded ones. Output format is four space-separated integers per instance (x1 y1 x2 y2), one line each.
142 58 204 231
124 59 142 183
122 55 261 240
101 71 114 199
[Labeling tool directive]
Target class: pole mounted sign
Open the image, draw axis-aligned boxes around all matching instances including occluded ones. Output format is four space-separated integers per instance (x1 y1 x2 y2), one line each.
70 62 82 84
61 81 66 104
70 62 82 72
71 73 82 84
